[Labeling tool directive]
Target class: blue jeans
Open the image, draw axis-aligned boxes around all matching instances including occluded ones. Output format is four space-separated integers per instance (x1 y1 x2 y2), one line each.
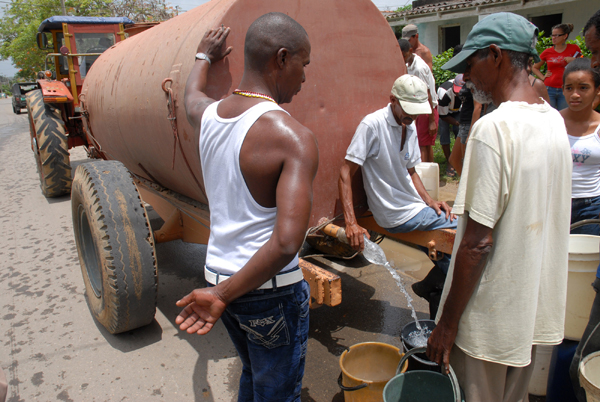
218 279 310 402
547 86 567 110
385 207 458 274
571 195 600 235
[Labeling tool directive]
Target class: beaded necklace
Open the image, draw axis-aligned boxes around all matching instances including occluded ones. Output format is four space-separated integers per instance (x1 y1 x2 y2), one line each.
232 89 277 104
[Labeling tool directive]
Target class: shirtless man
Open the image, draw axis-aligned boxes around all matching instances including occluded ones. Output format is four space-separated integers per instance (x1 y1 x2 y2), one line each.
176 14 318 401
402 24 433 70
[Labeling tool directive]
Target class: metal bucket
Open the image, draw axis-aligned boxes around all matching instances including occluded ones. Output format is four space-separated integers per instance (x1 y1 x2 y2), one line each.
383 347 464 402
580 351 600 402
338 342 409 402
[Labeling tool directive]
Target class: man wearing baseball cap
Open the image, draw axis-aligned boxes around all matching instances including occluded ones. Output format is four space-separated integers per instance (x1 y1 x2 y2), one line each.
339 75 457 318
426 12 571 401
402 23 433 70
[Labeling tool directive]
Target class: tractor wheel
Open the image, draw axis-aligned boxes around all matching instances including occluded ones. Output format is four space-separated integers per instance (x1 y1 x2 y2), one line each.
26 89 71 197
71 160 158 334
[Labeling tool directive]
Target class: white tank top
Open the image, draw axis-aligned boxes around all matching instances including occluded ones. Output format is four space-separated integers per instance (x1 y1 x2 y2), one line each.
568 124 600 199
199 100 299 275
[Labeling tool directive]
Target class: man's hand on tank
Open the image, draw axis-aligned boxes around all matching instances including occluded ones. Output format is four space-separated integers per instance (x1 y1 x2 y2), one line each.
345 223 369 251
175 287 228 335
197 25 233 64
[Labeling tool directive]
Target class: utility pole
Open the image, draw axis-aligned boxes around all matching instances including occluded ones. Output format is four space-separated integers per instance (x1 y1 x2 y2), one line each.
61 0 67 15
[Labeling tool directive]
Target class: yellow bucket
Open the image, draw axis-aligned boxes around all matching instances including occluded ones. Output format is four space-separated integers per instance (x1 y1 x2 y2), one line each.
338 342 408 402
580 351 600 402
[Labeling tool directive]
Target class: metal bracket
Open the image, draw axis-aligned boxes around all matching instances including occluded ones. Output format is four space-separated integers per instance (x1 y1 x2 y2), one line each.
161 78 179 169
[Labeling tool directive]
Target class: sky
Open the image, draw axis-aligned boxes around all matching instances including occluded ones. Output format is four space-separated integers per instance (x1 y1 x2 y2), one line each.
0 0 410 77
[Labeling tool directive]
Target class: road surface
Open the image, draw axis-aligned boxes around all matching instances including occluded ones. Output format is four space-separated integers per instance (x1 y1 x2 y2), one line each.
0 97 430 401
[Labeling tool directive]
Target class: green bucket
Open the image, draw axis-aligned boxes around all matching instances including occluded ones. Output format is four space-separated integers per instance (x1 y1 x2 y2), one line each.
383 347 464 402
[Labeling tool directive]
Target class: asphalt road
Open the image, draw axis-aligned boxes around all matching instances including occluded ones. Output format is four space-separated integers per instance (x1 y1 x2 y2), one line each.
0 97 430 401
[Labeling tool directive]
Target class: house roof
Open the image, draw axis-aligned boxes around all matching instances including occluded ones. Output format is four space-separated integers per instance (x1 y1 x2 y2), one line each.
385 0 512 20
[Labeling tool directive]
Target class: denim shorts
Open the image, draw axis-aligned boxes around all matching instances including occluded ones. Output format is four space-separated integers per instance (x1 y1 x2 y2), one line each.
218 279 310 402
571 195 600 235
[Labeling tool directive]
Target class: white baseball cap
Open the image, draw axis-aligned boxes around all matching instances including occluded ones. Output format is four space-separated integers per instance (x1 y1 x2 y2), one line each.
391 75 432 115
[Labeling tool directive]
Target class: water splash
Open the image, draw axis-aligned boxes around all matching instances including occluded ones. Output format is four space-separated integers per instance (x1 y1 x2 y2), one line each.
363 235 423 332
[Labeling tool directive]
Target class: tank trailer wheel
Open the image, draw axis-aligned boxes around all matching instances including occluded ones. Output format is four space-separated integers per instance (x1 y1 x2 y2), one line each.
71 161 158 334
26 89 71 197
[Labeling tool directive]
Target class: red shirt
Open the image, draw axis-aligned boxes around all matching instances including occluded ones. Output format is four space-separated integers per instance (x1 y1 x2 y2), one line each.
540 43 582 88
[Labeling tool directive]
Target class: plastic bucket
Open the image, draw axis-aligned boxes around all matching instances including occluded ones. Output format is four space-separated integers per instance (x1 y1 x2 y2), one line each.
580 351 600 402
338 342 409 402
528 345 554 396
565 235 600 341
383 347 464 402
401 320 438 370
415 163 439 201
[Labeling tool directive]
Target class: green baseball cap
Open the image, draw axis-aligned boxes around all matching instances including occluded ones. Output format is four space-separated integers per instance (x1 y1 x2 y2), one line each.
443 12 540 73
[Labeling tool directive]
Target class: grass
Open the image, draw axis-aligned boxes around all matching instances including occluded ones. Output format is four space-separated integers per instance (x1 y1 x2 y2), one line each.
433 135 460 183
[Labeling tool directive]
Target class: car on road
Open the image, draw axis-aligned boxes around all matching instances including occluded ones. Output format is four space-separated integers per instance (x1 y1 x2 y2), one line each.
12 82 37 114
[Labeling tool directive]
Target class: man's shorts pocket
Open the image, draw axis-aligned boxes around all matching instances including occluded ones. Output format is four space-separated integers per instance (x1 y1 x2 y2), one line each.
236 303 290 349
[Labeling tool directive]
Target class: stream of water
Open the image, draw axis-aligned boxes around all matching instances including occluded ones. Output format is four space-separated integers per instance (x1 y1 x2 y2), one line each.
363 235 426 335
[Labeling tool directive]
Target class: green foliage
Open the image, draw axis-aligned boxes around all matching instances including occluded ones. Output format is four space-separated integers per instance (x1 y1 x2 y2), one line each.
0 0 113 80
432 48 457 87
395 4 412 13
0 0 177 80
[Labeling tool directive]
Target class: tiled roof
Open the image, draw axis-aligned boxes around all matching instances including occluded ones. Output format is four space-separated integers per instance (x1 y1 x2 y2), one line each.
385 0 511 19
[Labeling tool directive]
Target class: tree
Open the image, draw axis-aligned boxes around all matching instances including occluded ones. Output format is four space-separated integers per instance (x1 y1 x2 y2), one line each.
110 0 179 23
0 0 113 79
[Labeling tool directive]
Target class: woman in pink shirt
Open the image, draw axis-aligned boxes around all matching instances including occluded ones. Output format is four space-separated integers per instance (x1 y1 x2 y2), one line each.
533 23 581 110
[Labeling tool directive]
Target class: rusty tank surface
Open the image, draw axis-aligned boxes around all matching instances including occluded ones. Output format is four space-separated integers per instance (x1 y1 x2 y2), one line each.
73 0 412 334
80 0 405 227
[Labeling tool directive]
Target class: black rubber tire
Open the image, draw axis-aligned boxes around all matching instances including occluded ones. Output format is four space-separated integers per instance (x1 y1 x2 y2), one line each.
26 89 71 197
71 161 158 334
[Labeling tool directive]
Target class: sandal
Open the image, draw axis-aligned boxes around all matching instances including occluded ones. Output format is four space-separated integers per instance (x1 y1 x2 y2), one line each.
445 167 456 177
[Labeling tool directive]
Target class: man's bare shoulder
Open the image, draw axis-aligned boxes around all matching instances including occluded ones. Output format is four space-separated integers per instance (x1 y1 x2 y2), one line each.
254 110 318 154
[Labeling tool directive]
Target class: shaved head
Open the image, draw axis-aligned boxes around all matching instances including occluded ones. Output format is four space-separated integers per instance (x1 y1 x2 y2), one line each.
244 12 308 72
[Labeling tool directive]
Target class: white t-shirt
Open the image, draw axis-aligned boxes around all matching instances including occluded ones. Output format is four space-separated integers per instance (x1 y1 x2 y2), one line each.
345 104 427 228
568 124 600 199
437 80 459 117
407 54 438 108
437 101 571 366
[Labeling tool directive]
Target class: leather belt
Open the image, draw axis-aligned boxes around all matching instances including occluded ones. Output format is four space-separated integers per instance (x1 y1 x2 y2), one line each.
204 266 303 290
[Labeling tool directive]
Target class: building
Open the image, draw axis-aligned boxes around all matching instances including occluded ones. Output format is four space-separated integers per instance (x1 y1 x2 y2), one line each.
385 0 598 56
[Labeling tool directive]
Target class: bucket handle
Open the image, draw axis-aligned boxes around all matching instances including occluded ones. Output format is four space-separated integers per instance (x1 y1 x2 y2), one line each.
397 347 461 402
570 218 600 232
337 372 368 391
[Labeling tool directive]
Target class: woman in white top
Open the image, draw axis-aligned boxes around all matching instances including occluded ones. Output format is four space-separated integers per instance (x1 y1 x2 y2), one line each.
560 58 600 234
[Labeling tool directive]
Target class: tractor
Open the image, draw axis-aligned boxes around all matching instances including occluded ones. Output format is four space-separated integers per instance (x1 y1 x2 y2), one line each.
26 16 134 197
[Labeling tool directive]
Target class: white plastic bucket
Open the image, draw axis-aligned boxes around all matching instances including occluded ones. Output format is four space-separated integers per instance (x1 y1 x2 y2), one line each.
565 235 600 341
415 162 439 201
580 351 600 402
528 345 554 396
